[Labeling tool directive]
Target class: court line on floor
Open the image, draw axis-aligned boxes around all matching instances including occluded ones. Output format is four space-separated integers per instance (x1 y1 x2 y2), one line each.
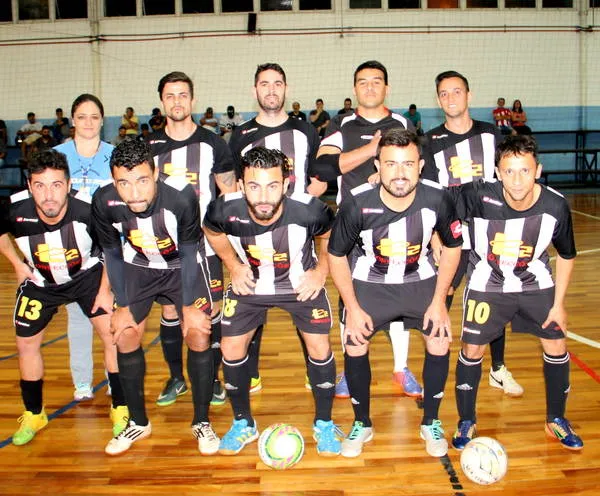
572 209 600 221
567 331 600 350
0 333 68 362
0 332 160 450
570 352 600 384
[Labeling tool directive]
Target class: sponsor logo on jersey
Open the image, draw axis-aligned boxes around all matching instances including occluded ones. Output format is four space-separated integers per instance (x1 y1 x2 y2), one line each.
210 278 223 290
489 232 533 258
228 216 250 224
462 327 481 335
34 244 80 264
451 220 462 238
241 127 258 135
163 162 198 186
15 217 39 223
193 297 210 312
128 229 174 252
362 208 384 214
376 239 421 257
108 200 126 207
310 308 331 324
448 156 483 178
360 134 375 140
246 245 289 267
483 196 503 207
149 139 167 144
432 133 448 139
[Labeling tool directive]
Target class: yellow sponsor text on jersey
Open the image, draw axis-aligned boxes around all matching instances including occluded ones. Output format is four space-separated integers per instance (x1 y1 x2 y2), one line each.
448 156 483 178
35 244 80 263
163 162 198 185
246 245 288 262
311 308 329 320
128 229 173 250
377 238 421 257
489 233 533 258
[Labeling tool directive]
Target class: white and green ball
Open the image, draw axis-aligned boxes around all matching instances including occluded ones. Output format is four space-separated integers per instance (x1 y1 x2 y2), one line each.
258 423 304 470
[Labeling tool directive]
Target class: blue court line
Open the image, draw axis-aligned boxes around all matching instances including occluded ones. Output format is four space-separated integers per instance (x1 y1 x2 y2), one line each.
0 333 161 449
0 333 68 362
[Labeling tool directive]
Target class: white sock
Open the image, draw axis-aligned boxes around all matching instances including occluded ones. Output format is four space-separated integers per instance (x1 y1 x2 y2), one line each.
389 321 409 372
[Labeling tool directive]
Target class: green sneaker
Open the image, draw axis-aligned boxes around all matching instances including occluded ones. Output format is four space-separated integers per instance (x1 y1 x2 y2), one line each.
156 377 188 406
110 405 129 437
13 409 48 446
210 380 226 406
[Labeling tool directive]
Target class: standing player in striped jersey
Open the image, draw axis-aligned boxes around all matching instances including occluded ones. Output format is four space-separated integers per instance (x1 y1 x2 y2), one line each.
92 139 218 456
148 71 236 408
0 150 126 446
203 147 341 457
313 60 421 398
229 63 328 393
423 70 523 398
328 129 462 458
450 135 583 451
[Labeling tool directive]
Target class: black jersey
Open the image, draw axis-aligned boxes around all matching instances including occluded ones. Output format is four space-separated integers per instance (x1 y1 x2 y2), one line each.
456 180 576 293
204 192 334 295
328 180 462 284
320 110 415 204
422 120 501 187
92 175 202 270
0 190 101 287
229 117 320 195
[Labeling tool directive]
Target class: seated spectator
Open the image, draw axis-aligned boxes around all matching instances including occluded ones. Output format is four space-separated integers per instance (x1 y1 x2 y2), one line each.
337 97 354 115
200 107 220 134
33 126 58 152
111 125 128 146
403 103 423 136
17 112 43 160
219 105 244 143
63 126 76 143
121 106 139 136
309 98 330 139
492 98 514 135
288 101 307 121
52 107 70 143
149 107 166 132
137 123 151 141
511 99 532 135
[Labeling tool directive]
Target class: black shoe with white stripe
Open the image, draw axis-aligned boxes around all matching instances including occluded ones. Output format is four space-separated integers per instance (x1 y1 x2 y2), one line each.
105 420 152 455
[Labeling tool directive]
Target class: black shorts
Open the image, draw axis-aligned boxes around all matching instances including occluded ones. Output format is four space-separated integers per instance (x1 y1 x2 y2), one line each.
207 255 224 301
460 287 564 345
14 264 106 338
220 285 332 337
340 277 438 339
125 264 212 324
451 250 470 290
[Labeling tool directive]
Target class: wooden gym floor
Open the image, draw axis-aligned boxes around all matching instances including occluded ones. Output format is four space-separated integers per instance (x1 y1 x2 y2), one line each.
0 193 598 496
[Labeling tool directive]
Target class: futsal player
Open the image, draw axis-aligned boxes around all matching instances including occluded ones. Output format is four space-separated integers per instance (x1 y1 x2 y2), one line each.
450 135 583 451
0 150 126 445
92 139 218 455
327 129 462 458
149 71 236 407
203 147 341 457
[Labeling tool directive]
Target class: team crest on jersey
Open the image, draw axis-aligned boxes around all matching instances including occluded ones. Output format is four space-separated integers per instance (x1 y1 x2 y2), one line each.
448 156 483 178
482 196 503 207
34 244 80 264
15 217 38 223
108 200 126 207
450 220 462 239
489 233 533 259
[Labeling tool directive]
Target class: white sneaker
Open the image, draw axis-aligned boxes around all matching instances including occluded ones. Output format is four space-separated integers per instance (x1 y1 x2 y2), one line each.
341 421 373 458
74 384 94 401
192 422 220 455
420 420 448 457
489 365 524 397
105 420 152 455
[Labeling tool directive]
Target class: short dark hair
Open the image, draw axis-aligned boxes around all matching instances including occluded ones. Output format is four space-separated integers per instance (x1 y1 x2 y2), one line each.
140 123 149 131
376 128 421 159
409 103 417 110
344 98 352 103
158 71 194 98
27 150 70 180
240 146 290 179
254 63 286 85
41 125 51 131
27 112 35 118
354 60 389 85
435 70 470 93
316 98 323 104
110 138 155 172
152 107 160 115
119 125 126 131
126 107 134 113
56 108 63 113
71 94 104 117
495 135 539 166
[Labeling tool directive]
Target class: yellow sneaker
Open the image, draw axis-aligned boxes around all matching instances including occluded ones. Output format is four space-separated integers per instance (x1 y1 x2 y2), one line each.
249 376 262 394
13 409 48 446
110 405 129 437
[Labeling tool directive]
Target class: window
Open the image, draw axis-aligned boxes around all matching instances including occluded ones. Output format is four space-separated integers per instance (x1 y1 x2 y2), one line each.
389 0 420 7
427 0 458 7
542 0 572 5
182 0 214 13
19 0 49 20
299 0 331 8
467 0 497 6
105 0 136 16
56 0 87 19
350 0 382 7
143 0 175 15
261 0 292 9
505 0 535 6
0 0 13 21
222 0 253 11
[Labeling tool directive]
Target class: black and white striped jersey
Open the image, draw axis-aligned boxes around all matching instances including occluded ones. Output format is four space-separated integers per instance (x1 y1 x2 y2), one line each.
320 110 415 204
422 120 500 187
204 192 334 295
92 174 202 270
328 180 463 284
0 190 101 287
229 117 320 195
456 180 576 293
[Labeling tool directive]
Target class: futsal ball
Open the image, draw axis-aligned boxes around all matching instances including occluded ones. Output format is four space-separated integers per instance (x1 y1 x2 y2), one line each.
460 437 508 485
258 423 304 470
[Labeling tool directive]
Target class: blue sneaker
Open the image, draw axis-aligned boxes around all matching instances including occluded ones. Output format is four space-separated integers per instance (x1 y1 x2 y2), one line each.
218 418 259 455
392 368 423 397
452 420 477 450
545 417 583 450
335 373 350 399
313 419 341 457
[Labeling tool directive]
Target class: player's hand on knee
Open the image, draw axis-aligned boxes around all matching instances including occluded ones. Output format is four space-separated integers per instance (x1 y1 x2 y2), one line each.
296 268 326 301
542 304 567 333
231 263 255 295
423 301 452 343
110 306 138 344
92 288 114 315
345 307 374 346
181 305 211 338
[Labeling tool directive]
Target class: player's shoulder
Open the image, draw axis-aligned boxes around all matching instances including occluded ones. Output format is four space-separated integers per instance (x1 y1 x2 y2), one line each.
222 190 244 203
420 178 444 191
333 112 358 128
10 189 31 205
425 124 448 140
288 191 314 205
350 182 375 198
541 184 570 212
472 120 498 134
389 111 410 127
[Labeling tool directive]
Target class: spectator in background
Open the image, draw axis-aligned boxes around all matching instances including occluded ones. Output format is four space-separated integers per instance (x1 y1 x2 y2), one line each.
310 98 330 139
288 101 307 121
121 106 139 136
0 119 6 166
403 104 423 136
63 126 76 143
493 98 514 136
17 112 43 161
219 105 244 143
52 108 70 143
149 107 166 132
33 125 57 152
511 99 532 135
138 123 151 141
337 98 354 115
111 125 128 146
200 107 220 134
